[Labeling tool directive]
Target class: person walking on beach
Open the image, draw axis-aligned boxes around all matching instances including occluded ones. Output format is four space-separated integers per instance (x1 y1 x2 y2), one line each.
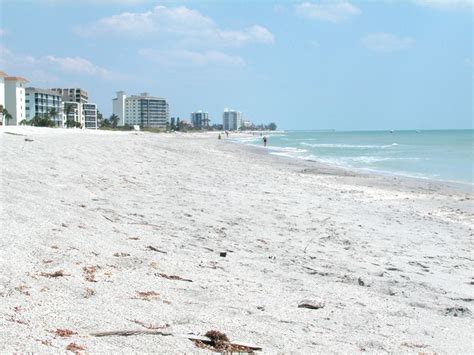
263 136 268 147
218 133 221 140
225 131 229 138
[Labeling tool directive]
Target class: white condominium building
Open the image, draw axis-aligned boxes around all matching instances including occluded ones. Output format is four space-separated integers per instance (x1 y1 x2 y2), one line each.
223 108 242 131
25 87 62 126
51 87 97 129
113 91 169 129
112 91 126 126
62 101 98 129
4 76 28 125
191 110 210 128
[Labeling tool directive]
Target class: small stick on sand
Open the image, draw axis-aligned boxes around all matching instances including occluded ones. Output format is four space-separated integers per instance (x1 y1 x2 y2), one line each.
91 330 172 337
156 273 192 282
146 245 167 254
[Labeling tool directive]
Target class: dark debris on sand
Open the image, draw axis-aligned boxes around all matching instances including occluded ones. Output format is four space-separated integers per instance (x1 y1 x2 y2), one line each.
192 330 256 353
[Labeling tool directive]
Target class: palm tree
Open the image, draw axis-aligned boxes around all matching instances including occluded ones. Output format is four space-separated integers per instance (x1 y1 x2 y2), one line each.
97 110 103 125
64 103 74 128
49 107 59 127
110 114 119 128
2 108 13 126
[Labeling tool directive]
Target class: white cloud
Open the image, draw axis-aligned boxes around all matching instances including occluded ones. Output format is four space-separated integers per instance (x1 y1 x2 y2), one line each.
0 46 123 82
76 5 274 47
139 48 245 67
362 32 414 53
216 26 275 47
295 1 361 23
413 0 473 10
44 56 121 80
0 46 58 84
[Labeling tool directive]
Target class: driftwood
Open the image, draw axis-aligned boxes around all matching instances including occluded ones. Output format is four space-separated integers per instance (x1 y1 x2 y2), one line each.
91 330 172 337
90 330 262 350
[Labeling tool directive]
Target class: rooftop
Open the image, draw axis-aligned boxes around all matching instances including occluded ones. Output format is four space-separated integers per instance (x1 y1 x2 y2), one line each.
26 87 61 96
127 94 167 101
5 76 29 82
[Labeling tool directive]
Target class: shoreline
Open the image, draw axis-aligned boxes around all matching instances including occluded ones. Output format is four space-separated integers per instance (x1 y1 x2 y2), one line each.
228 132 473 193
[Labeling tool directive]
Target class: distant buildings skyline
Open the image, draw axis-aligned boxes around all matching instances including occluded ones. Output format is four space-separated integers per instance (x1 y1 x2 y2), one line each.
49 87 98 129
0 72 98 129
112 91 169 129
191 110 209 129
223 108 242 131
1 68 256 131
25 87 62 125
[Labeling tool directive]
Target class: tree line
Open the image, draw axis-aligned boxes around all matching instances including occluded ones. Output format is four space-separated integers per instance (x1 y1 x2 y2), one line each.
1 104 83 128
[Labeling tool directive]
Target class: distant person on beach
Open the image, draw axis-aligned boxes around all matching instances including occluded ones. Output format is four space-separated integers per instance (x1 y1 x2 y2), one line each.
225 131 229 138
218 133 221 140
263 136 268 147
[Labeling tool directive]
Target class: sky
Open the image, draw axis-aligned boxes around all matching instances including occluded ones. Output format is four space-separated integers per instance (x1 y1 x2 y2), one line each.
0 0 472 130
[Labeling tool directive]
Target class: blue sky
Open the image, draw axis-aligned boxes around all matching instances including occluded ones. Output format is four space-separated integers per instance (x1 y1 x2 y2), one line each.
0 0 472 130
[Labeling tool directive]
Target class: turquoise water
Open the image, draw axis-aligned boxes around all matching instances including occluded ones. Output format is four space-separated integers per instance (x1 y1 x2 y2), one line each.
236 130 474 184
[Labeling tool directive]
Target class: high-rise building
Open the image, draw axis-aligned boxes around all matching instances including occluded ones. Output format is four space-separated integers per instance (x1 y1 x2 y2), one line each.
112 91 126 126
83 103 98 129
191 110 209 128
4 76 28 125
25 88 62 126
51 87 97 129
113 91 169 129
223 108 242 131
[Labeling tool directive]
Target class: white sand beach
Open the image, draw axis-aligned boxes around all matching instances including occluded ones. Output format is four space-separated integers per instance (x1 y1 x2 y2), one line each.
0 127 472 353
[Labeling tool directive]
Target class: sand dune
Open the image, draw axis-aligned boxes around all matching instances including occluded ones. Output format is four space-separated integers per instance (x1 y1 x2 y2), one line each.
0 127 472 353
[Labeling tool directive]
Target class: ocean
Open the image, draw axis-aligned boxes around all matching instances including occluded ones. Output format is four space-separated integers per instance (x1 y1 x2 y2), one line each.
235 130 474 185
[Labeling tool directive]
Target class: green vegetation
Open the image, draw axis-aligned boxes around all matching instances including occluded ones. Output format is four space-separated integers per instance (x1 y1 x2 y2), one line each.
2 108 12 125
30 115 55 127
98 113 279 134
110 114 119 128
48 108 59 126
99 114 126 130
18 114 55 127
268 122 277 131
64 103 75 128
239 122 277 131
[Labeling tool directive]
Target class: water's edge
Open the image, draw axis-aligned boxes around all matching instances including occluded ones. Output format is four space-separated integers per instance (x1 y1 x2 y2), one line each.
230 132 473 192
